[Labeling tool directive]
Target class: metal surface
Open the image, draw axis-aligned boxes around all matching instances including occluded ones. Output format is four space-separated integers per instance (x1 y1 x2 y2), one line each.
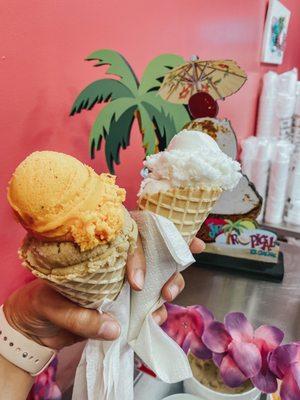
261 221 300 240
177 242 300 343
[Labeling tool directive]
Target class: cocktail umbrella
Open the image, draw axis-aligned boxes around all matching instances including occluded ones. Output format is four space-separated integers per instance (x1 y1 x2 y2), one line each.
158 57 247 104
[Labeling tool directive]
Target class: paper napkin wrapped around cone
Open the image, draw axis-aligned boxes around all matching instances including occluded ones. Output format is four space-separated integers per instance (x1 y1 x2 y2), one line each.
72 211 195 400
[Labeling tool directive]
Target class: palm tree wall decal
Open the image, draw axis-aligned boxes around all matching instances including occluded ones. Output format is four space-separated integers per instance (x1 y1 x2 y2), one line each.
70 49 191 173
222 219 256 244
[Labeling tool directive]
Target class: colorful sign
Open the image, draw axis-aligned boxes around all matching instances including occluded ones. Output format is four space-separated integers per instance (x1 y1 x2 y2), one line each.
203 217 279 263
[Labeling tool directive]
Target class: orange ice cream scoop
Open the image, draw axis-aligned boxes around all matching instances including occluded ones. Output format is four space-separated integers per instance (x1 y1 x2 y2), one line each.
7 151 126 251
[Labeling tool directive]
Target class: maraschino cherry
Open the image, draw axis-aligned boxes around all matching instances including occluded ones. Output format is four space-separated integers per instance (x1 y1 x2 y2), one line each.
188 91 219 119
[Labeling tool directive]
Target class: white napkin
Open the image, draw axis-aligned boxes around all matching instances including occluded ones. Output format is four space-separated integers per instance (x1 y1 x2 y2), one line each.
72 211 194 400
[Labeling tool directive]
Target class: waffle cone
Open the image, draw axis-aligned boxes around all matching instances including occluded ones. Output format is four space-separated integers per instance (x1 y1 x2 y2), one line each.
138 187 222 244
35 253 128 309
20 210 138 309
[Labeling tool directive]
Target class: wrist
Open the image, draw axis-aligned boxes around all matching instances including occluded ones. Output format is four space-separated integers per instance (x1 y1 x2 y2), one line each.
0 305 56 376
0 354 34 399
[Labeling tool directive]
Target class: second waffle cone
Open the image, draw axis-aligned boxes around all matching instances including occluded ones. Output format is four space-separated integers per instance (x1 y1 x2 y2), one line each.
138 187 222 244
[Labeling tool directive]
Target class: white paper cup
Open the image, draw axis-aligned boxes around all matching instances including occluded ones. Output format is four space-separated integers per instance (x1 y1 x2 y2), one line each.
293 117 300 127
162 395 201 400
183 377 260 400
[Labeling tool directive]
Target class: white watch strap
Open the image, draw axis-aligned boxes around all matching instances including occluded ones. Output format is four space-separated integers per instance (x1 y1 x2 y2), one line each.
0 305 57 376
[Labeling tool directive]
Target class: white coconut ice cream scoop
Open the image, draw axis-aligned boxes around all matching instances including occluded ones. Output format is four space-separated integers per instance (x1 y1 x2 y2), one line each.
139 130 242 196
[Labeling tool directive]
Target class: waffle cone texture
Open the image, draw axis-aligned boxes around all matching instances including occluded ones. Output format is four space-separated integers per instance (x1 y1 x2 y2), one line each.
138 187 222 244
20 210 138 308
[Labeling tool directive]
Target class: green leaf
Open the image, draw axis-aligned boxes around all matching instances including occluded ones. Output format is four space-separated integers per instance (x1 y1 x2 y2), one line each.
89 97 137 162
139 54 185 94
138 104 158 155
140 99 175 150
70 79 133 115
141 92 190 146
86 49 139 94
162 101 191 139
104 107 136 173
239 222 251 229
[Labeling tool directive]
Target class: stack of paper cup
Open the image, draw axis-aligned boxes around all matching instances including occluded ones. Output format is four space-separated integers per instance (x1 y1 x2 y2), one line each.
294 81 300 116
277 68 298 96
241 137 273 222
285 159 300 226
285 81 300 214
240 136 257 180
265 141 294 225
292 81 300 151
256 72 279 139
277 69 298 142
251 138 273 221
277 98 296 142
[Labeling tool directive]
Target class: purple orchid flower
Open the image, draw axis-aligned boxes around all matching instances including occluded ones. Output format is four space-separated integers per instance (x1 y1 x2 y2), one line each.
29 358 62 400
161 303 214 359
202 312 284 393
269 343 300 400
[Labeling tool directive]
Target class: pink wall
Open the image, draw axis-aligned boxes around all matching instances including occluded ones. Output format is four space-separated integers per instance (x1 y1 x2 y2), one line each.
1 0 300 303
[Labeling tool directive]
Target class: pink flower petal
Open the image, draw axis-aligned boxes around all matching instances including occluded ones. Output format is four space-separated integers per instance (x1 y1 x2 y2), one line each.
269 344 299 379
213 352 224 367
202 321 231 353
281 370 300 400
186 309 205 336
189 305 214 328
220 354 248 387
165 302 186 315
291 362 300 390
188 333 212 360
254 325 284 349
251 369 278 393
224 312 254 342
162 304 196 346
181 331 192 354
229 341 262 378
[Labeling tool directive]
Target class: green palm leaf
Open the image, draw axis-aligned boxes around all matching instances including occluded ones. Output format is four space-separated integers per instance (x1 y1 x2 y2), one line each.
104 107 136 173
223 220 235 233
89 97 137 162
141 92 190 146
159 100 190 138
139 54 185 94
239 222 251 229
138 104 158 155
70 79 133 115
140 100 176 149
87 49 139 94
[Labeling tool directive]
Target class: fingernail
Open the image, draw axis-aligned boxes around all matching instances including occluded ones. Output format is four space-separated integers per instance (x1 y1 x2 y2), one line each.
133 269 145 290
168 284 179 300
98 321 120 340
153 313 161 325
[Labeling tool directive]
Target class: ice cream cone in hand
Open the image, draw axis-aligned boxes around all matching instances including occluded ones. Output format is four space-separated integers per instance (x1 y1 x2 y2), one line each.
138 130 242 243
8 151 137 308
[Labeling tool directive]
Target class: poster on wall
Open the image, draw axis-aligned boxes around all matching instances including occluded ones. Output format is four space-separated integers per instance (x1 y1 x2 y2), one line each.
261 0 291 65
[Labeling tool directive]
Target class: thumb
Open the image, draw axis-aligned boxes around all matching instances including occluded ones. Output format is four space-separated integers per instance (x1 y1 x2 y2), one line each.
39 285 120 341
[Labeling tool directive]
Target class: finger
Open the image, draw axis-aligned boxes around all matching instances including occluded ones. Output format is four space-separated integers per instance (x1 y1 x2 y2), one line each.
152 305 168 325
41 329 84 350
38 285 120 341
161 272 185 302
126 234 146 291
189 237 205 254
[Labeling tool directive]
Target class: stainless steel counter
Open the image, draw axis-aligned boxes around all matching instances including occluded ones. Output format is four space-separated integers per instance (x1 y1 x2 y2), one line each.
176 242 300 343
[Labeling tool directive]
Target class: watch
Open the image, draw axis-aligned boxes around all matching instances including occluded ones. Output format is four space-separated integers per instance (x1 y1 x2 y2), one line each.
0 306 57 376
